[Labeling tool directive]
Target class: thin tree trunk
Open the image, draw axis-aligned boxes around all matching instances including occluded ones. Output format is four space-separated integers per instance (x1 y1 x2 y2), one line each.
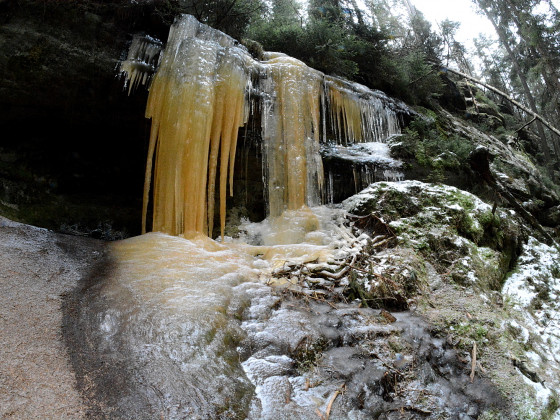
479 4 552 162
502 0 560 159
349 0 364 26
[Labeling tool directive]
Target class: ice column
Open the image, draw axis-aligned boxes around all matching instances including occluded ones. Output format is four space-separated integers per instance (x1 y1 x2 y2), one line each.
260 53 324 217
142 15 253 238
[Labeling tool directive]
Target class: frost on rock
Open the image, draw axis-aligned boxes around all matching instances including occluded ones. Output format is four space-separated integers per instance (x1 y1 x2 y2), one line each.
321 138 405 203
501 237 560 413
342 180 524 291
237 295 505 419
340 180 560 417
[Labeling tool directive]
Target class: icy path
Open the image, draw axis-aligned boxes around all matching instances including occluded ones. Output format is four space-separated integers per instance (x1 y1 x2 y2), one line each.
0 216 104 419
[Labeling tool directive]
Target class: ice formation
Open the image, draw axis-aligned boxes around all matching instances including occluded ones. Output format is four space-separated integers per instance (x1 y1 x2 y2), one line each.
91 201 375 417
141 16 253 237
109 18 412 414
125 15 403 238
119 34 163 94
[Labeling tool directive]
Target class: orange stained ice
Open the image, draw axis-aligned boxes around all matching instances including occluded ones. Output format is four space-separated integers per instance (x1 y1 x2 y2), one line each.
261 54 323 218
133 15 400 241
142 16 251 238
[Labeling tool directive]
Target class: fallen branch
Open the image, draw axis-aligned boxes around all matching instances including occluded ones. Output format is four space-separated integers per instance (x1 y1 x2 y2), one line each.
407 68 436 87
464 77 480 113
346 264 399 287
286 288 340 308
477 361 486 374
515 116 537 133
369 236 395 249
387 406 433 416
324 385 344 420
442 67 560 139
470 342 477 383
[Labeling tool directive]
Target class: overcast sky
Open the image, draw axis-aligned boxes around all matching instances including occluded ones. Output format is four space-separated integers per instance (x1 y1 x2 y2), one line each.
410 0 560 48
411 0 495 47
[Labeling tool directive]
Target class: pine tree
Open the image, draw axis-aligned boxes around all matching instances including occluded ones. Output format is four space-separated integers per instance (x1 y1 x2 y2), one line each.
473 0 555 163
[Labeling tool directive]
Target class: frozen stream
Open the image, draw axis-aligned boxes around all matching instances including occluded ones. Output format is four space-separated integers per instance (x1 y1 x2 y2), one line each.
64 206 505 419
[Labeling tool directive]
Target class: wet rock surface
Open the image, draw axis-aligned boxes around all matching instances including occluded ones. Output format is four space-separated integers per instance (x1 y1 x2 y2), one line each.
0 0 172 237
59 201 515 419
64 259 508 419
238 291 507 419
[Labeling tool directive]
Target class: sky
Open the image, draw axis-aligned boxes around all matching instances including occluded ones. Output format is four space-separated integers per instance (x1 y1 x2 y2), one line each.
411 0 496 48
410 0 560 48
407 0 560 73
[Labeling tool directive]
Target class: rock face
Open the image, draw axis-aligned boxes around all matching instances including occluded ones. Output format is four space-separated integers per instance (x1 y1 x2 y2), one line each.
0 0 178 237
2 6 560 418
2 2 558 242
343 181 560 419
344 180 527 288
387 105 560 231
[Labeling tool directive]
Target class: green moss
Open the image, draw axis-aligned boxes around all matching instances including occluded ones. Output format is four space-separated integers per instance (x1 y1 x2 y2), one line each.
449 320 490 350
478 210 500 229
396 114 474 182
241 38 264 60
387 336 406 353
413 241 430 251
457 213 484 243
544 393 560 420
447 190 476 211
469 247 504 290
479 409 507 420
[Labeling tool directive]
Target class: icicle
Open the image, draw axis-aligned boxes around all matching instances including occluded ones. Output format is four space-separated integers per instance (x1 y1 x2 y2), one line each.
260 53 323 217
328 171 334 205
142 15 252 238
119 34 163 94
324 76 400 144
353 166 359 194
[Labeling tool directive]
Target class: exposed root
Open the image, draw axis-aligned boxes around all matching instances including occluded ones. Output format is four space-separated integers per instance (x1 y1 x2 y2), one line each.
268 214 408 310
316 254 357 280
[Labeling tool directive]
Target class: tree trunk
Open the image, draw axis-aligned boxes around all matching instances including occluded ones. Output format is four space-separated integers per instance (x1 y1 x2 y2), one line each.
478 3 552 162
349 0 364 26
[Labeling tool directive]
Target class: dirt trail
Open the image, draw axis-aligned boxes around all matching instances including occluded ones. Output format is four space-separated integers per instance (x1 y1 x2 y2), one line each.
0 216 105 419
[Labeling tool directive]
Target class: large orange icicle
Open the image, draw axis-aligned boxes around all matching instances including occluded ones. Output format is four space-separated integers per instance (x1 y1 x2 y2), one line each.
142 15 251 237
260 54 323 217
